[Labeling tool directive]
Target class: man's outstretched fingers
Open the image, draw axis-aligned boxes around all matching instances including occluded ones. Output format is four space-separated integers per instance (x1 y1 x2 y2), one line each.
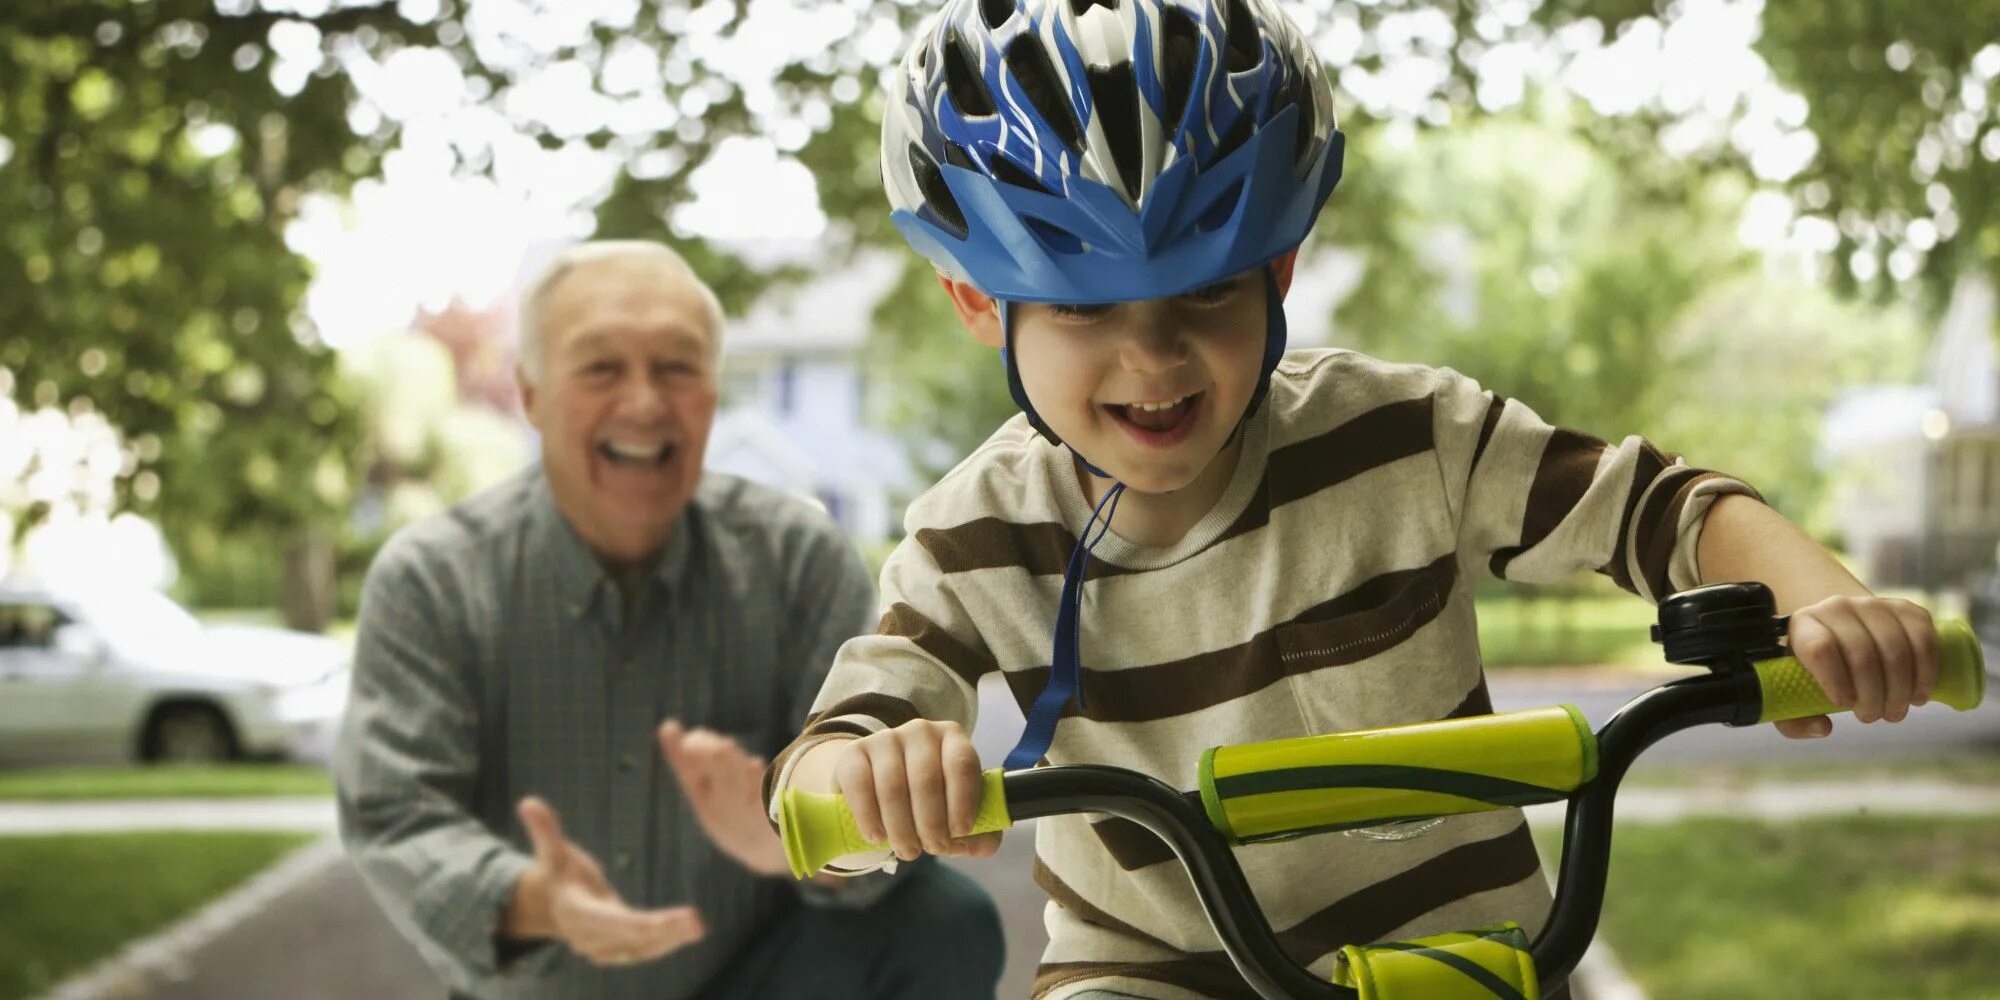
518 797 569 874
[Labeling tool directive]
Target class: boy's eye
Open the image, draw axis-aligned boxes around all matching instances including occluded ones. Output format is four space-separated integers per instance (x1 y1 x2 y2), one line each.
1049 302 1113 320
1182 278 1240 304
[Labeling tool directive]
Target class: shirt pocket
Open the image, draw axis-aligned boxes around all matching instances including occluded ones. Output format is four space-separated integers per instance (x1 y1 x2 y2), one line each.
1272 554 1460 734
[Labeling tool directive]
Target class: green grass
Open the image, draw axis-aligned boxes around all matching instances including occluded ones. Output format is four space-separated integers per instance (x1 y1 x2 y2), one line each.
1475 593 1664 668
1554 817 2000 1000
1624 753 2000 788
0 831 315 999
0 764 333 802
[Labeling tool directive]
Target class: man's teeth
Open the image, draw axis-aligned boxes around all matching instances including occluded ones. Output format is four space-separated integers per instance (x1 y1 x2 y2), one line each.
603 442 671 463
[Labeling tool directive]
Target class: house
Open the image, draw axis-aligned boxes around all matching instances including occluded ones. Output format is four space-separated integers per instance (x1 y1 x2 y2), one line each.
703 248 918 546
1822 273 2000 588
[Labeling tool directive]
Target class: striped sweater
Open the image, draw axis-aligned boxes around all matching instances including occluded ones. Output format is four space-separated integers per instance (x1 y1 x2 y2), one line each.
768 349 1759 1000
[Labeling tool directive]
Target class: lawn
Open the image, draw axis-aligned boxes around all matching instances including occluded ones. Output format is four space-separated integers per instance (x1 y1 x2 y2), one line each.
0 764 332 801
0 831 315 999
1569 816 2000 999
1475 592 1664 668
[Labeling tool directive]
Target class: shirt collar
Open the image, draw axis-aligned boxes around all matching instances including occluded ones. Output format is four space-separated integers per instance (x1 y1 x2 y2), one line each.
530 465 698 620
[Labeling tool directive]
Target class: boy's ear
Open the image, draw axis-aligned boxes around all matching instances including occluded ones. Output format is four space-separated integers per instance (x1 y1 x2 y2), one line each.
1271 248 1300 301
936 273 1006 349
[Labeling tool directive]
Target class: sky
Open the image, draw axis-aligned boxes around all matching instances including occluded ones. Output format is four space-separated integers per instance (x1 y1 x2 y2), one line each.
282 0 1831 354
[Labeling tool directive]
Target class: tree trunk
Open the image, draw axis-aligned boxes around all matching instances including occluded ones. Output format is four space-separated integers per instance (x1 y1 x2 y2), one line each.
280 528 336 633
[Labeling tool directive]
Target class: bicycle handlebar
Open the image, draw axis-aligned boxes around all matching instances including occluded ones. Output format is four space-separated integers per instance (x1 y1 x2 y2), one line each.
780 618 1985 999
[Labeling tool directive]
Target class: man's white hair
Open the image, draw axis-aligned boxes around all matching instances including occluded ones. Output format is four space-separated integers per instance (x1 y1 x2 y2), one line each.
517 240 727 385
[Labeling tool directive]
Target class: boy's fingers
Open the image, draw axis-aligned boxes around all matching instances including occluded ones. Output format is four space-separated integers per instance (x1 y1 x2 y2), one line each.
1788 618 1856 709
1819 612 1884 722
902 733 951 855
1855 606 1914 722
1896 604 1940 705
1774 716 1833 739
941 726 983 839
836 748 886 846
870 738 922 862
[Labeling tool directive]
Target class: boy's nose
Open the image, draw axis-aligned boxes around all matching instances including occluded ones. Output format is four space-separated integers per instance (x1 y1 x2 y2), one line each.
1117 315 1189 374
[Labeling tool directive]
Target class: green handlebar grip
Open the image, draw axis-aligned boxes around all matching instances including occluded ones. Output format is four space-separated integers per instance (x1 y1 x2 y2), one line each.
779 767 1013 879
1755 618 1985 724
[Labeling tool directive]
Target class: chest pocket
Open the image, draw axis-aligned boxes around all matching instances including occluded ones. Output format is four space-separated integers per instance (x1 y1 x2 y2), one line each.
1272 553 1460 732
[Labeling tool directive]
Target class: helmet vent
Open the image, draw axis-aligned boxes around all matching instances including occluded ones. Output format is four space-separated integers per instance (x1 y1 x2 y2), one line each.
990 154 1054 195
1210 106 1253 165
1159 5 1199 135
908 143 970 239
1025 216 1086 255
1224 0 1262 74
1195 177 1244 233
981 0 1014 30
1070 0 1118 14
1006 37 1085 150
1086 63 1143 201
944 27 998 118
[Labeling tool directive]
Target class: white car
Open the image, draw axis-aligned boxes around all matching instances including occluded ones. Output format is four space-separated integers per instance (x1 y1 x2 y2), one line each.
0 581 348 764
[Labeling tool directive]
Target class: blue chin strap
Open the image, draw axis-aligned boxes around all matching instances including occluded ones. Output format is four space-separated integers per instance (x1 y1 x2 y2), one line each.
1000 267 1289 770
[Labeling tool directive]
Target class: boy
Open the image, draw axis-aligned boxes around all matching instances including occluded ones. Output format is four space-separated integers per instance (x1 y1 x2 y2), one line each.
764 1 1940 997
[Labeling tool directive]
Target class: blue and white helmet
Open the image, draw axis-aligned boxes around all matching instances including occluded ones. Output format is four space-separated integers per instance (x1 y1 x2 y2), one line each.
881 0 1344 306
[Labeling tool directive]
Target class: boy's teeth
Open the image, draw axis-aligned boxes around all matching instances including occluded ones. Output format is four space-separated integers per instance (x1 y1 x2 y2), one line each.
1131 395 1189 412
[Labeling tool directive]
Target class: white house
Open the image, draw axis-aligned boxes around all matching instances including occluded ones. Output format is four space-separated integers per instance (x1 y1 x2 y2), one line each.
1821 273 2000 588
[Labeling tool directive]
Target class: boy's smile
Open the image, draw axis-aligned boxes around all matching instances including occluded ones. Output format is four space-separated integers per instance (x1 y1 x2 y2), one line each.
1103 389 1207 448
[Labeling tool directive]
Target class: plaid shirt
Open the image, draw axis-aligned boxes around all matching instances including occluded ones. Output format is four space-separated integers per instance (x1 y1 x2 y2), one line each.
334 463 883 999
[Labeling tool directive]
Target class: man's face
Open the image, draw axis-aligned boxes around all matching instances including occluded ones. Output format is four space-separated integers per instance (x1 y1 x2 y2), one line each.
1008 271 1267 495
520 254 720 566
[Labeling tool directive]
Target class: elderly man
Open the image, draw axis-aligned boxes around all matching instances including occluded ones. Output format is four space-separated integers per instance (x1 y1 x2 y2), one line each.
335 241 1004 1000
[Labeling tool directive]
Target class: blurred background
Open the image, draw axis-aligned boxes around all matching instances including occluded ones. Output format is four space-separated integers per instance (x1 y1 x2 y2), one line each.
3 1 1999 998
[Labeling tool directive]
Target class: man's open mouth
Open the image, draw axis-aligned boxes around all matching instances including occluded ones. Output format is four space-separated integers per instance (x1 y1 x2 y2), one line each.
598 441 677 468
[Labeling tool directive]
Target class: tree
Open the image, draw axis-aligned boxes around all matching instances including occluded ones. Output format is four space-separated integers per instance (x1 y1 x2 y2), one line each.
1540 0 2000 302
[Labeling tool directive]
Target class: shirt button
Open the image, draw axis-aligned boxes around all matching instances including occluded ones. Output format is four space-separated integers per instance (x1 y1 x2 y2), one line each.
620 655 636 671
615 851 633 871
619 753 638 772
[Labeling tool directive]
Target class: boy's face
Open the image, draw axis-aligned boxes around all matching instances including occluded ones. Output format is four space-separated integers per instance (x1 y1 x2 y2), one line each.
943 258 1293 495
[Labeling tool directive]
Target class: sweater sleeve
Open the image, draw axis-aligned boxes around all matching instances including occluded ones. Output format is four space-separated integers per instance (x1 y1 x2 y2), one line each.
762 530 996 874
1430 366 1763 602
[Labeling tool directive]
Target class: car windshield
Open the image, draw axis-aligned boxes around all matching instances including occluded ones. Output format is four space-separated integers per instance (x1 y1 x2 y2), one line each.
73 588 204 653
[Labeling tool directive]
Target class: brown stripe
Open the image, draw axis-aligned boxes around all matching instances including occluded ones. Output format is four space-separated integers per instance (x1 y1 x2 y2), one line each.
1273 821 1545 964
1598 442 1673 595
1031 959 1259 1000
1490 428 1608 580
1443 675 1493 719
879 602 997 689
916 518 1135 580
1470 393 1507 473
1033 856 1180 950
1634 468 1721 602
1030 825 1548 997
1089 816 1178 871
1001 554 1458 724
1268 394 1436 509
802 692 922 732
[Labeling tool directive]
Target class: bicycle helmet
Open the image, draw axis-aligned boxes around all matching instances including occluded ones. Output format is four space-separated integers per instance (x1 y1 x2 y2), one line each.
882 0 1345 446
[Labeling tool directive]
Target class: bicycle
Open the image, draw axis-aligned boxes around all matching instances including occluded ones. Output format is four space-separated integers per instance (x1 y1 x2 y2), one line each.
778 582 1987 999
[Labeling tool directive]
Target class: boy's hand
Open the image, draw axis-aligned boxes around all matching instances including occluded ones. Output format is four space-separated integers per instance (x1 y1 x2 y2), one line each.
827 719 1003 862
1779 595 1940 739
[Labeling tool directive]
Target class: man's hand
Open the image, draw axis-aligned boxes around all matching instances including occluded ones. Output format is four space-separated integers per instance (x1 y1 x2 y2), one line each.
502 797 705 966
1778 595 1940 739
658 720 790 876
